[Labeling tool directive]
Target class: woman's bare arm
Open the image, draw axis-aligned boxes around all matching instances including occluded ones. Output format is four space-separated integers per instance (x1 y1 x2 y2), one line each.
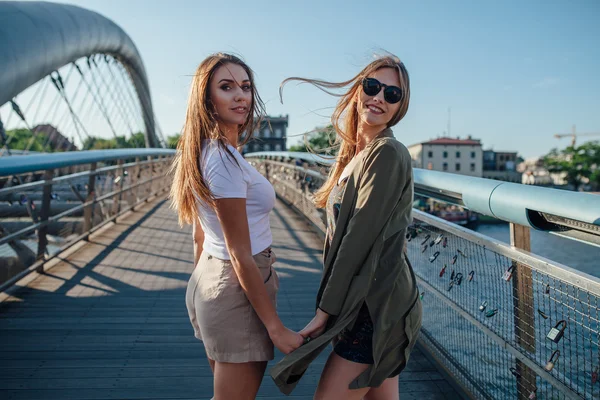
192 219 205 267
214 198 303 354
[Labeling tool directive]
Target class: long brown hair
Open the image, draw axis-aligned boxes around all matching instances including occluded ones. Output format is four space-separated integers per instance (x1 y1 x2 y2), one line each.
281 54 410 208
170 53 265 226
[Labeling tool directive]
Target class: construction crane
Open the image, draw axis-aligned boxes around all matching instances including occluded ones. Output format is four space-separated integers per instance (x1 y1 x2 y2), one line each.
554 125 600 147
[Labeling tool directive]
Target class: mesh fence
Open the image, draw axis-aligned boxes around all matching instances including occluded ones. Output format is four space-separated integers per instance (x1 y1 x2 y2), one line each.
249 158 600 400
0 156 173 285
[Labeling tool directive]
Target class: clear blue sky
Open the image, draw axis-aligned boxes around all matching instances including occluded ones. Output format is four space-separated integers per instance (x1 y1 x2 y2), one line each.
53 0 599 158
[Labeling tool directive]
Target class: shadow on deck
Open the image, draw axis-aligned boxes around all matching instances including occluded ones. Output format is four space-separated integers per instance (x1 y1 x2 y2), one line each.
0 197 461 399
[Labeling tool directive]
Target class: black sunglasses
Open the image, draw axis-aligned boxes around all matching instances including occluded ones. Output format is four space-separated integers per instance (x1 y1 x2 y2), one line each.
362 77 403 104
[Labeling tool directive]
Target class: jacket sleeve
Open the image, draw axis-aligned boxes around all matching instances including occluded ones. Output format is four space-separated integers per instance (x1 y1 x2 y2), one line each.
318 143 411 316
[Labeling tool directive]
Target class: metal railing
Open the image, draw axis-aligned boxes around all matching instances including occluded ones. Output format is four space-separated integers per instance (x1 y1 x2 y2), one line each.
0 149 175 291
246 153 600 400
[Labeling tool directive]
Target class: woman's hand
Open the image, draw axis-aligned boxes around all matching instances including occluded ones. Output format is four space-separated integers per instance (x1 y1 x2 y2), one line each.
269 324 305 354
299 308 329 339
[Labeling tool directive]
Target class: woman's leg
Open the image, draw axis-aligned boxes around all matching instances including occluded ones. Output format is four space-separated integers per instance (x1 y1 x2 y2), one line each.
213 360 267 400
314 352 371 400
364 376 399 400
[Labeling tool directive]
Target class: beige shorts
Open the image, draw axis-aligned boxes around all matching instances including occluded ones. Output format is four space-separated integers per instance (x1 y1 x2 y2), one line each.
185 248 279 363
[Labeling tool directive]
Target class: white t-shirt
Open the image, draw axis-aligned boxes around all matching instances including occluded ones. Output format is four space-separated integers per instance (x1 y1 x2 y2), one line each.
197 140 275 260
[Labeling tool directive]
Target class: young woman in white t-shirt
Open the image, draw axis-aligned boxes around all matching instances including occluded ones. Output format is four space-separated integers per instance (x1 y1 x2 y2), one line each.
170 53 303 399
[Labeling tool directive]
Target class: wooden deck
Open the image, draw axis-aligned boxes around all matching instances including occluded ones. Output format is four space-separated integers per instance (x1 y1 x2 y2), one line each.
0 197 461 399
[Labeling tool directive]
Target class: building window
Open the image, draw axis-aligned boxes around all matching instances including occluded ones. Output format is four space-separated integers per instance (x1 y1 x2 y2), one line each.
456 163 461 171
428 151 433 158
264 144 270 151
456 151 461 158
443 151 448 158
274 128 282 138
275 144 282 151
471 151 476 158
499 155 504 161
470 163 475 172
253 143 260 151
443 162 448 171
263 128 271 138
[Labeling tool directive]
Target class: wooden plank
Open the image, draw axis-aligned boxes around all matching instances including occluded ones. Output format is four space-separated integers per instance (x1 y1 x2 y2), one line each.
0 199 460 399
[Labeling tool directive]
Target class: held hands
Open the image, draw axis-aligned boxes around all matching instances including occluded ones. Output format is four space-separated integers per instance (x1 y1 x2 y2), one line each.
299 308 329 340
269 324 305 355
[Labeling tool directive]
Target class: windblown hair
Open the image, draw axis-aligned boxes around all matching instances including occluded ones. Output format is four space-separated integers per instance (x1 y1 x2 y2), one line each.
280 54 410 208
170 53 265 226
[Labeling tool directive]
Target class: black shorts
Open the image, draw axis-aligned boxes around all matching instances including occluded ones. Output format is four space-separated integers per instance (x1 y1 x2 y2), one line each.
333 303 374 364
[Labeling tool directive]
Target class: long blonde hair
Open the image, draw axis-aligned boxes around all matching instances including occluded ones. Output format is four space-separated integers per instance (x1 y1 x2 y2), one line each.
281 55 410 208
170 53 265 226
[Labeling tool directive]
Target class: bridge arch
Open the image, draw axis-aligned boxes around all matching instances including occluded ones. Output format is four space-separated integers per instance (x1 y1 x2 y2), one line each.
0 1 159 147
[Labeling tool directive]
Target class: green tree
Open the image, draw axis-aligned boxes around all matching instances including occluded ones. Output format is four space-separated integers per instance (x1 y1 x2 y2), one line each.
82 132 147 150
3 129 49 152
289 125 337 155
543 141 600 191
127 132 146 148
166 133 181 149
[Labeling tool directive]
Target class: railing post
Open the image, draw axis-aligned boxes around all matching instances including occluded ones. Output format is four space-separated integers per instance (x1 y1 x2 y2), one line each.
130 157 141 206
36 169 53 262
83 162 97 234
265 162 270 182
112 159 124 218
510 222 537 399
145 157 153 200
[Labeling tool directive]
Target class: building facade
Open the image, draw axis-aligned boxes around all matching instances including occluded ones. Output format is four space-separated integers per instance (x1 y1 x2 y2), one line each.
32 124 77 151
242 115 288 154
482 150 522 182
518 157 566 186
407 137 483 177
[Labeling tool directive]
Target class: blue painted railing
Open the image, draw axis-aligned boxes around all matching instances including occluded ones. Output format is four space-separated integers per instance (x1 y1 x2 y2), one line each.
0 149 176 176
245 151 600 245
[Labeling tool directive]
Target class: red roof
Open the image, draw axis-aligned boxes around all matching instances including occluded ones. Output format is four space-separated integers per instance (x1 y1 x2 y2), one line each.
422 137 481 145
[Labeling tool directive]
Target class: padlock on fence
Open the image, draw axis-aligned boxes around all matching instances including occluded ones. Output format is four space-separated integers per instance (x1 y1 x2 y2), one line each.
545 350 560 371
451 255 458 265
455 273 463 285
503 265 515 282
429 251 440 263
509 366 521 378
546 320 567 343
421 234 431 246
485 308 498 318
468 270 475 282
528 390 537 399
439 264 447 277
592 366 599 385
479 301 487 312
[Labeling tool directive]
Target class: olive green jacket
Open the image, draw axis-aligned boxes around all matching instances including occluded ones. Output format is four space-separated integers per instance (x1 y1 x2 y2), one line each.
270 129 422 394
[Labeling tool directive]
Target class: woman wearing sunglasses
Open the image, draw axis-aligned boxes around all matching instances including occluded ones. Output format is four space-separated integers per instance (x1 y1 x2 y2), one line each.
271 54 422 400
